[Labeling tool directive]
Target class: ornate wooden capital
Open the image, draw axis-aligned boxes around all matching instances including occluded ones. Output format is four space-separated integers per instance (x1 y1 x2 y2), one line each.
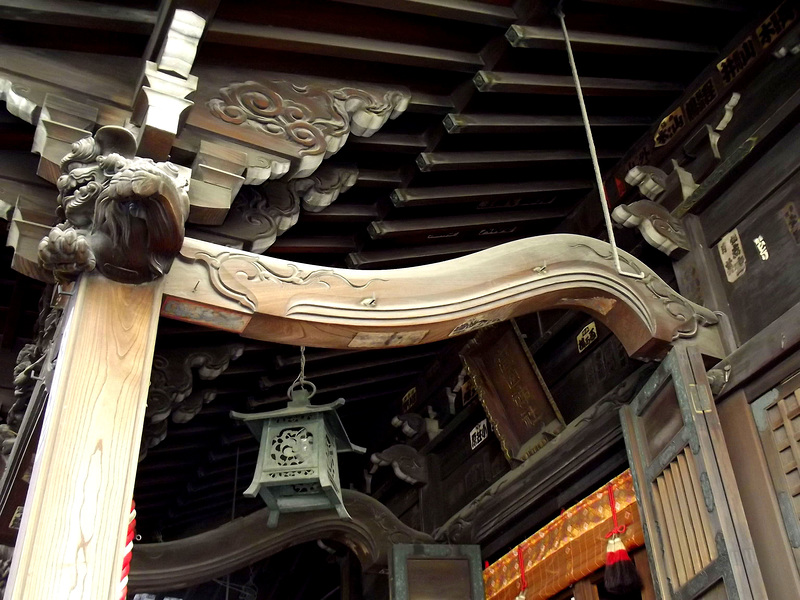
37 126 191 284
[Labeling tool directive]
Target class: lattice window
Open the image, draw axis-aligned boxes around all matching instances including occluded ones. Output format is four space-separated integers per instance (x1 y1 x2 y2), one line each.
651 447 718 588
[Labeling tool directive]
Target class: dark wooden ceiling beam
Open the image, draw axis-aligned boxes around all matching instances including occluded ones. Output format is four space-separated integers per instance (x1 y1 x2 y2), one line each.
416 148 624 171
368 207 567 239
349 132 429 153
473 71 684 95
275 348 365 368
300 204 381 223
267 236 357 254
331 0 517 26
406 91 455 114
249 369 420 407
259 350 438 390
206 20 484 71
0 0 155 33
356 169 405 187
391 180 592 207
347 238 505 269
581 0 748 12
443 113 652 133
506 24 717 54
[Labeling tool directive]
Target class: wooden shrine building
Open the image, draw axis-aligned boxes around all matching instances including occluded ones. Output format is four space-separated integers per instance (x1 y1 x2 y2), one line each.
0 0 799 599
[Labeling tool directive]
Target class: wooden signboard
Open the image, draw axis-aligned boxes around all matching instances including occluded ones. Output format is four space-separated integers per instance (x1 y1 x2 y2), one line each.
460 320 564 463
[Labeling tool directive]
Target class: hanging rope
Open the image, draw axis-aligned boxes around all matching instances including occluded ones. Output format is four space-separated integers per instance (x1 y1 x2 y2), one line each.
287 346 316 399
556 6 645 280
605 482 627 538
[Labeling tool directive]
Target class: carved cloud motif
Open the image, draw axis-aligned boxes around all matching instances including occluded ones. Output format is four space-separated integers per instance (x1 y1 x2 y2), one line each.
207 80 410 160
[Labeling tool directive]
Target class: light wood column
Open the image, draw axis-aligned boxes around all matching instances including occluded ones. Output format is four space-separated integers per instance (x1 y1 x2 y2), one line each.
5 274 164 600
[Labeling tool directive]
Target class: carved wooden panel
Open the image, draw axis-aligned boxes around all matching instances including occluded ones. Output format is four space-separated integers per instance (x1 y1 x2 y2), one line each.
751 371 800 573
461 321 564 463
197 78 410 177
197 165 358 252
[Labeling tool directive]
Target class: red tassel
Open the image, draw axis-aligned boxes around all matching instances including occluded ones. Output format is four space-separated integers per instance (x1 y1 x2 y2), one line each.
604 535 641 595
603 483 640 595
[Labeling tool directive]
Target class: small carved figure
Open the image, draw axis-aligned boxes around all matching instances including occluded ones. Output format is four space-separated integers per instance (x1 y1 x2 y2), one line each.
38 126 190 283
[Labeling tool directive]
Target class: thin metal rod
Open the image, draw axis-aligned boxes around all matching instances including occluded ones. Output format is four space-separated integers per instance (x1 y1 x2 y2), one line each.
224 446 240 600
556 8 645 280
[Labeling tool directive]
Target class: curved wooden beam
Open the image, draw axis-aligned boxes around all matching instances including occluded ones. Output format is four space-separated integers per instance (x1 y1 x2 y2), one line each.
128 490 432 593
162 234 723 360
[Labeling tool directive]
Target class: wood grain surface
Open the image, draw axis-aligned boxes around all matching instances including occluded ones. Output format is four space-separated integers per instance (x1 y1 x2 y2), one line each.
5 274 163 600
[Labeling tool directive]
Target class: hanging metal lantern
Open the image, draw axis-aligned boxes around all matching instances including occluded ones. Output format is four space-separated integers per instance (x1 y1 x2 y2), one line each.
231 380 364 528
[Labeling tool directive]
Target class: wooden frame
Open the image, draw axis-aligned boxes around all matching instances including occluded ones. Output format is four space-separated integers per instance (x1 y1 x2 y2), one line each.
389 543 484 600
460 320 565 463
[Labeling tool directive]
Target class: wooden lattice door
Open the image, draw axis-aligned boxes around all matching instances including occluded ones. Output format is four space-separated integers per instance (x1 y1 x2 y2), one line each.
751 370 800 573
621 345 766 600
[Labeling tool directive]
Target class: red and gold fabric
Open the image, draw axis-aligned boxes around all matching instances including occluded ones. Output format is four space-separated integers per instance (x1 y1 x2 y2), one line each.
483 469 644 600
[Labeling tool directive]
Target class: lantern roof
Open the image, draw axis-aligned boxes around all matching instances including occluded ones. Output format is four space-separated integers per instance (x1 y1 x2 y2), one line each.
231 389 366 455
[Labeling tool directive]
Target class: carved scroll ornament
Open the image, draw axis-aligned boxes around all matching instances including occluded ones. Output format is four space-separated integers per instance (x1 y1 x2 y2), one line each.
128 489 432 593
164 234 722 360
37 126 190 284
207 80 409 176
210 165 358 253
370 444 429 485
612 199 690 257
141 344 244 457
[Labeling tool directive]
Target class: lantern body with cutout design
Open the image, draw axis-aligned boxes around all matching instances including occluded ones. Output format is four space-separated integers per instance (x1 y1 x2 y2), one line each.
232 388 364 528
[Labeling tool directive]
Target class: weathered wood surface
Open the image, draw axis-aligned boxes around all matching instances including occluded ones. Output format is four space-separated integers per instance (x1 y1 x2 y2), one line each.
162 234 723 360
5 275 163 600
713 301 800 401
128 489 432 593
434 367 650 552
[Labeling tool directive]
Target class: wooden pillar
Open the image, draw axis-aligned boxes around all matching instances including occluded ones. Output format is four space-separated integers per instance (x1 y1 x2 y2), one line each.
4 274 163 600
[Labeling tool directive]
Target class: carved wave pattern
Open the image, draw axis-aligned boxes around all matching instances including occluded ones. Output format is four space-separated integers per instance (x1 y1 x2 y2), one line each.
189 250 385 312
571 243 718 339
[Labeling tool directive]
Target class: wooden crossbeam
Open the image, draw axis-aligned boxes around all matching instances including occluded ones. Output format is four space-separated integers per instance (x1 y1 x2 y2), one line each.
443 113 652 134
506 25 717 54
160 235 723 360
367 208 566 239
347 238 504 268
416 148 624 171
206 21 484 72
391 181 592 207
581 0 748 12
332 0 517 26
474 71 684 95
0 0 155 33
